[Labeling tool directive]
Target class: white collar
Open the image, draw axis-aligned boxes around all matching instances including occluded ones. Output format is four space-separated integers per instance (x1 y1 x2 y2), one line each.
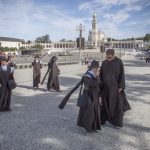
88 70 96 78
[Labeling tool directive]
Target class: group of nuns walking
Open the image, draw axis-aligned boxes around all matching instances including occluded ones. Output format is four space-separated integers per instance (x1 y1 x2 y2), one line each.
0 54 61 112
59 49 131 132
1 49 131 133
32 55 60 92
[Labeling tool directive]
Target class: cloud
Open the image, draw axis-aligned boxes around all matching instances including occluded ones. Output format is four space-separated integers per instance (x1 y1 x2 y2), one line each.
125 21 138 26
79 0 118 10
103 10 130 24
78 0 150 38
0 0 149 40
0 0 88 41
79 0 145 25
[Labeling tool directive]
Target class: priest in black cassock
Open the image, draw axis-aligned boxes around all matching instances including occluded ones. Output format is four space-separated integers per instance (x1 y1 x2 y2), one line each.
100 49 131 127
0 56 14 111
32 55 43 88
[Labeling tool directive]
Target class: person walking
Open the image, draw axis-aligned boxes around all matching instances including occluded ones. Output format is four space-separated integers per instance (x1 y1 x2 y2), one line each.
47 56 60 92
77 61 101 132
100 49 131 127
0 56 16 112
32 55 43 88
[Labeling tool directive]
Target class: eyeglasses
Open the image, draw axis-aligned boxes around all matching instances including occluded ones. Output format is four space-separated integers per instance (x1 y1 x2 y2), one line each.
106 57 111 59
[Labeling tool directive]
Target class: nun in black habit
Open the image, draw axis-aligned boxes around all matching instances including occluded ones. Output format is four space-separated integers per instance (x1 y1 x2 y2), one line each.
0 57 15 111
77 61 101 132
32 55 43 88
47 56 60 92
59 61 101 132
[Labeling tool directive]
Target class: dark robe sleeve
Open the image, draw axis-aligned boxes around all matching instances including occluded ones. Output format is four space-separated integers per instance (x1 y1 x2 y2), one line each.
83 76 100 98
83 76 100 89
99 62 104 93
40 61 43 69
59 80 82 109
99 62 103 82
83 76 92 89
118 60 125 89
32 61 35 66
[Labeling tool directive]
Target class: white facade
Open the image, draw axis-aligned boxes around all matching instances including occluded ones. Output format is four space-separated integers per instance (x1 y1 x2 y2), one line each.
23 41 76 50
0 37 76 51
102 40 150 49
0 41 22 49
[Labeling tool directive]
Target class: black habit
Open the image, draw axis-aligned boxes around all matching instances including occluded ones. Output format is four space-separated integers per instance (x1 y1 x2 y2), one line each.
47 61 60 91
100 57 131 127
32 60 42 88
0 65 13 111
77 72 101 131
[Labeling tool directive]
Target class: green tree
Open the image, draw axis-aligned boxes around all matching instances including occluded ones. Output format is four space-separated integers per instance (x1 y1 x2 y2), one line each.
4 47 9 51
144 34 150 42
31 44 43 50
0 47 17 51
19 46 25 49
35 34 51 43
21 40 26 44
60 39 66 42
26 40 32 44
107 38 111 42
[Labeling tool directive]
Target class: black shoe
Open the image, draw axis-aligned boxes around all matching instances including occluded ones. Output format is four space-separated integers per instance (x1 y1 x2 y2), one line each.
0 108 6 112
101 121 106 125
57 90 61 92
5 108 12 112
86 130 97 133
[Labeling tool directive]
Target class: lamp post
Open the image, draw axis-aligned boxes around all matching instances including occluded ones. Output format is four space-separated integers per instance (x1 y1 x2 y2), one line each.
100 39 105 60
76 23 85 62
119 39 122 58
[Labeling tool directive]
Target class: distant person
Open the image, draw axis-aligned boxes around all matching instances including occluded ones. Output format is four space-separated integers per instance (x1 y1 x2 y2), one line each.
0 56 16 112
47 56 60 92
32 55 43 88
84 57 88 65
81 57 84 65
100 49 131 127
145 56 150 63
7 55 16 73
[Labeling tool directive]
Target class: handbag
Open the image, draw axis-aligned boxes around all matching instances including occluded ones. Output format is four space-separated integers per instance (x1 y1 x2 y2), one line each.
77 82 89 109
7 79 17 90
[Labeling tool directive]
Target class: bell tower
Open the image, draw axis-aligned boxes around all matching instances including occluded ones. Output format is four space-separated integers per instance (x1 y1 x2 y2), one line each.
92 10 97 47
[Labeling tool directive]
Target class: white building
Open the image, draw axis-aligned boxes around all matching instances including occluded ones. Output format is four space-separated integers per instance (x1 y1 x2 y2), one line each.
0 37 76 51
23 41 76 51
0 37 23 49
87 12 107 48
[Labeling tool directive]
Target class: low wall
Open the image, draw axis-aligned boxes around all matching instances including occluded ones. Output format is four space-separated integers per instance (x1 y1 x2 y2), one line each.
16 61 78 69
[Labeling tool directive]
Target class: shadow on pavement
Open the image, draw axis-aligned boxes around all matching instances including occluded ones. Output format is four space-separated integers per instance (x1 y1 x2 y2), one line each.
0 60 150 150
17 85 47 92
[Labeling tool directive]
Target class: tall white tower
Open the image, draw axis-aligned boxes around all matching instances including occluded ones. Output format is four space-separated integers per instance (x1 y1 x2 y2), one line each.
92 11 97 47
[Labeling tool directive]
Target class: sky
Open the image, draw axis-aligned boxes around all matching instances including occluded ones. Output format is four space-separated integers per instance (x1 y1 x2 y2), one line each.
0 0 150 41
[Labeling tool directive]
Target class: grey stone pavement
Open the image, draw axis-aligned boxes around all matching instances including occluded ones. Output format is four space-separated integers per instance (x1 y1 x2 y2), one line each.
0 56 150 150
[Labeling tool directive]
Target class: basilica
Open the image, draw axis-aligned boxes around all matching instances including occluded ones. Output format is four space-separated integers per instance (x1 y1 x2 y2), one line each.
87 12 107 49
